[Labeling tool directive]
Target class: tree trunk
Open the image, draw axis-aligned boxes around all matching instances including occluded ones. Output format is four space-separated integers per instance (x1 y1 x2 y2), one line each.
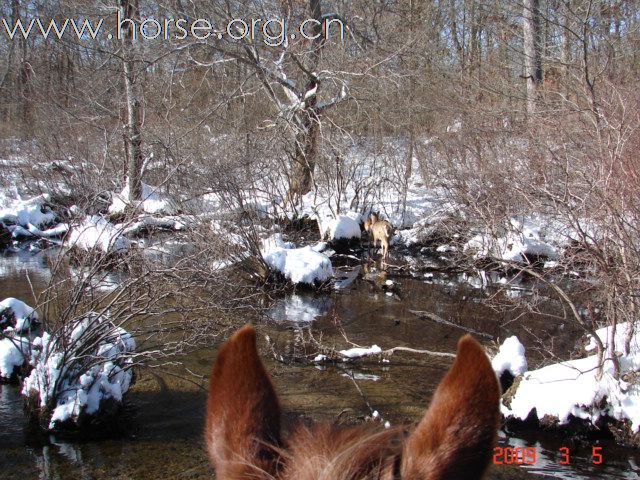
523 0 543 117
290 107 319 204
120 0 144 203
287 0 325 204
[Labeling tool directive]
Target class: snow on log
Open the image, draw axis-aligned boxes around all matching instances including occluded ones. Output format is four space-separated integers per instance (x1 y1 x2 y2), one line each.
67 216 131 253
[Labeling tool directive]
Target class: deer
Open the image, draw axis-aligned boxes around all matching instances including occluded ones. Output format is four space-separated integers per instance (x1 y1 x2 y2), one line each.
364 213 394 261
205 325 501 480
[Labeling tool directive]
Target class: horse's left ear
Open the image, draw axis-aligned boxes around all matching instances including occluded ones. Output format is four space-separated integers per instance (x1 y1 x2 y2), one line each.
205 325 282 479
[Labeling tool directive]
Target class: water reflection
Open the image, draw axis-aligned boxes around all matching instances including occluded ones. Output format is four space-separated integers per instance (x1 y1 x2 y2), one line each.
421 270 532 299
0 244 55 282
68 266 126 292
0 383 24 443
138 237 196 264
267 293 332 323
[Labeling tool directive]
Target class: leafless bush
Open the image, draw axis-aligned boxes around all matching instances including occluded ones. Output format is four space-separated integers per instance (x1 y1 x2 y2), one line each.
20 226 267 432
424 73 640 378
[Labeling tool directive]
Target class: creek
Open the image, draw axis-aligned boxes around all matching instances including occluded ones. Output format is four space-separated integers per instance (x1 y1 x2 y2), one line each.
0 247 638 479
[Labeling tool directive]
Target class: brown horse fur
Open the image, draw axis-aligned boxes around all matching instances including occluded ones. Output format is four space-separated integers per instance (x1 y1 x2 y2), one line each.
363 214 394 261
205 325 501 480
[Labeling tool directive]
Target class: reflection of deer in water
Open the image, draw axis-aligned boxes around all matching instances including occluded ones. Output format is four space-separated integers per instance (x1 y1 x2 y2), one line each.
205 325 501 480
364 213 394 261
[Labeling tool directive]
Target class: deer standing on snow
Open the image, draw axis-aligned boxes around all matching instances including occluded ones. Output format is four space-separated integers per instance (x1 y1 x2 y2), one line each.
364 213 394 261
204 325 501 480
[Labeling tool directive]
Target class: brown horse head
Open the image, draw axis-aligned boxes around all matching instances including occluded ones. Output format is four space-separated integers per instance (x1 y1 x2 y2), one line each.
205 325 500 480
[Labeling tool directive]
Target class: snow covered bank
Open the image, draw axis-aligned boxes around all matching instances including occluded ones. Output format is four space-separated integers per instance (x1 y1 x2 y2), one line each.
0 336 30 381
394 211 458 248
0 194 56 228
0 297 39 333
67 211 193 255
501 325 640 444
464 217 558 263
261 234 333 286
22 312 135 431
0 194 68 242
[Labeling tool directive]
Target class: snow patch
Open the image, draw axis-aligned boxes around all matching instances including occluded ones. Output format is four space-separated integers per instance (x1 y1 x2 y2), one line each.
492 336 527 377
0 194 68 241
464 217 558 263
0 336 30 379
339 345 382 359
0 194 56 230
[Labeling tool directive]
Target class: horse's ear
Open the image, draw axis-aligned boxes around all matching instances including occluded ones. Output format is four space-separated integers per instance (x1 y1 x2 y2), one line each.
402 335 501 480
205 325 281 479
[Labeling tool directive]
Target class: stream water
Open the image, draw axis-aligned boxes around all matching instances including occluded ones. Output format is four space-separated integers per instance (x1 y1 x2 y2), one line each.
0 247 639 479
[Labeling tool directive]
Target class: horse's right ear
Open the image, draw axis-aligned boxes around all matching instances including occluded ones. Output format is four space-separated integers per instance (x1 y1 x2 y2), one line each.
205 325 281 479
402 335 501 480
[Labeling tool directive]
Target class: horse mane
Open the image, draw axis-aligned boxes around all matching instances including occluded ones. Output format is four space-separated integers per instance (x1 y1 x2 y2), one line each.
282 423 402 480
